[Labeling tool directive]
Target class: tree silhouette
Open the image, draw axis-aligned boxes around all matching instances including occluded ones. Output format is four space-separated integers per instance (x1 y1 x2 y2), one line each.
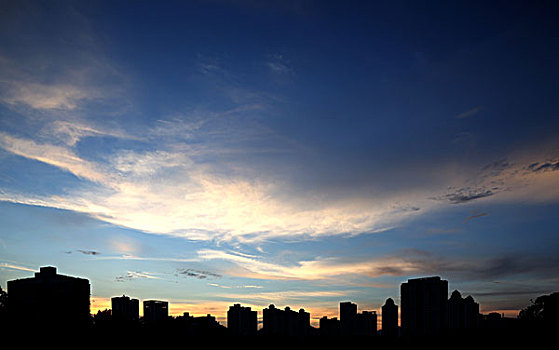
518 292 559 327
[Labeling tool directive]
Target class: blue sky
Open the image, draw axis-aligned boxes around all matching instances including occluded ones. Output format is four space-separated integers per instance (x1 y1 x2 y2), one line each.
0 0 558 326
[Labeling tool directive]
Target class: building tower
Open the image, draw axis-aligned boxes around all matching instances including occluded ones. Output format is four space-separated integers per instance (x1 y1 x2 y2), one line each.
400 276 448 336
227 304 257 336
7 266 91 328
382 298 399 337
143 300 169 322
448 290 479 333
111 295 139 321
340 301 357 336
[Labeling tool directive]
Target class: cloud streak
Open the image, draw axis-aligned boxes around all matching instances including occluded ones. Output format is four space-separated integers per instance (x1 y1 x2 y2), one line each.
0 118 558 245
195 249 559 283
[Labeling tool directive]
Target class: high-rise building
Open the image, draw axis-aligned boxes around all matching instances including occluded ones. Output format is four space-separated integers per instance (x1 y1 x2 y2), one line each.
448 290 479 332
319 316 341 336
355 310 377 336
340 301 377 336
381 298 399 337
340 301 357 336
7 266 90 327
262 304 310 336
143 300 169 322
400 276 448 336
228 304 257 336
111 295 139 321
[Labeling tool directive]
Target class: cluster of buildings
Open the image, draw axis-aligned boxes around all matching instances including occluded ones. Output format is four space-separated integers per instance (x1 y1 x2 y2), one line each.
5 266 504 336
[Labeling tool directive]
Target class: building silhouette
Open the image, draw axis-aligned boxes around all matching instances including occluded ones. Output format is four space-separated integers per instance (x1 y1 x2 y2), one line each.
447 290 479 333
262 304 310 336
319 316 341 337
111 295 139 321
228 303 257 336
7 266 90 327
401 276 448 336
355 310 377 336
381 298 398 337
143 300 169 322
340 301 377 336
340 301 357 336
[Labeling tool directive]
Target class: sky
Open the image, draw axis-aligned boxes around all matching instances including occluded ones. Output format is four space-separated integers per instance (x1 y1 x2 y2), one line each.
0 0 558 328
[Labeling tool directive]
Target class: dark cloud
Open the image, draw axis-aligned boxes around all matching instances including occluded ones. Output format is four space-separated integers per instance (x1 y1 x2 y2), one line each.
115 274 132 282
463 212 488 224
392 205 421 213
176 268 221 280
481 159 511 175
64 249 101 255
526 160 559 173
433 187 496 204
389 250 558 282
76 249 101 255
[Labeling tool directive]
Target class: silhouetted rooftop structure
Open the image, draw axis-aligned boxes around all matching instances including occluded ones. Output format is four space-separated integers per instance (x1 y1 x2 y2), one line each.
7 266 90 328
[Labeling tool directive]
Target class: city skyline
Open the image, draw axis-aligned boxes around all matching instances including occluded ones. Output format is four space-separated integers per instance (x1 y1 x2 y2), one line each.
1 265 537 330
4 265 516 332
1 0 558 330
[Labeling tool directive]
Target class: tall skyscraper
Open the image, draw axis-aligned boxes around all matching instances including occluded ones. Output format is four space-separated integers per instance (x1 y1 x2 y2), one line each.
340 301 357 336
111 295 139 321
7 266 90 327
401 276 448 336
381 298 399 337
227 304 257 336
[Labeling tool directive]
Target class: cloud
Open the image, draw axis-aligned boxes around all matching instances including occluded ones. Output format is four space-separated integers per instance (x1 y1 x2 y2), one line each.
0 262 36 272
265 54 294 77
196 249 422 280
455 106 483 119
176 268 222 280
435 187 496 204
216 290 353 305
0 131 108 183
1 81 96 110
526 160 559 173
463 212 488 224
1 119 558 245
75 249 101 256
207 283 263 289
115 271 163 282
195 248 559 283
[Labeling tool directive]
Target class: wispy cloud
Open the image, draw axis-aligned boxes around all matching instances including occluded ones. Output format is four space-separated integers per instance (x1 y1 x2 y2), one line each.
463 212 488 224
455 106 483 119
115 271 163 282
0 262 36 272
0 131 108 183
0 119 558 245
195 248 559 283
175 268 222 280
208 283 263 289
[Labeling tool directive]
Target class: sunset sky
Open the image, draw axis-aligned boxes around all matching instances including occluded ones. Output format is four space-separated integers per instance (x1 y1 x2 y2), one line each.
0 1 558 327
